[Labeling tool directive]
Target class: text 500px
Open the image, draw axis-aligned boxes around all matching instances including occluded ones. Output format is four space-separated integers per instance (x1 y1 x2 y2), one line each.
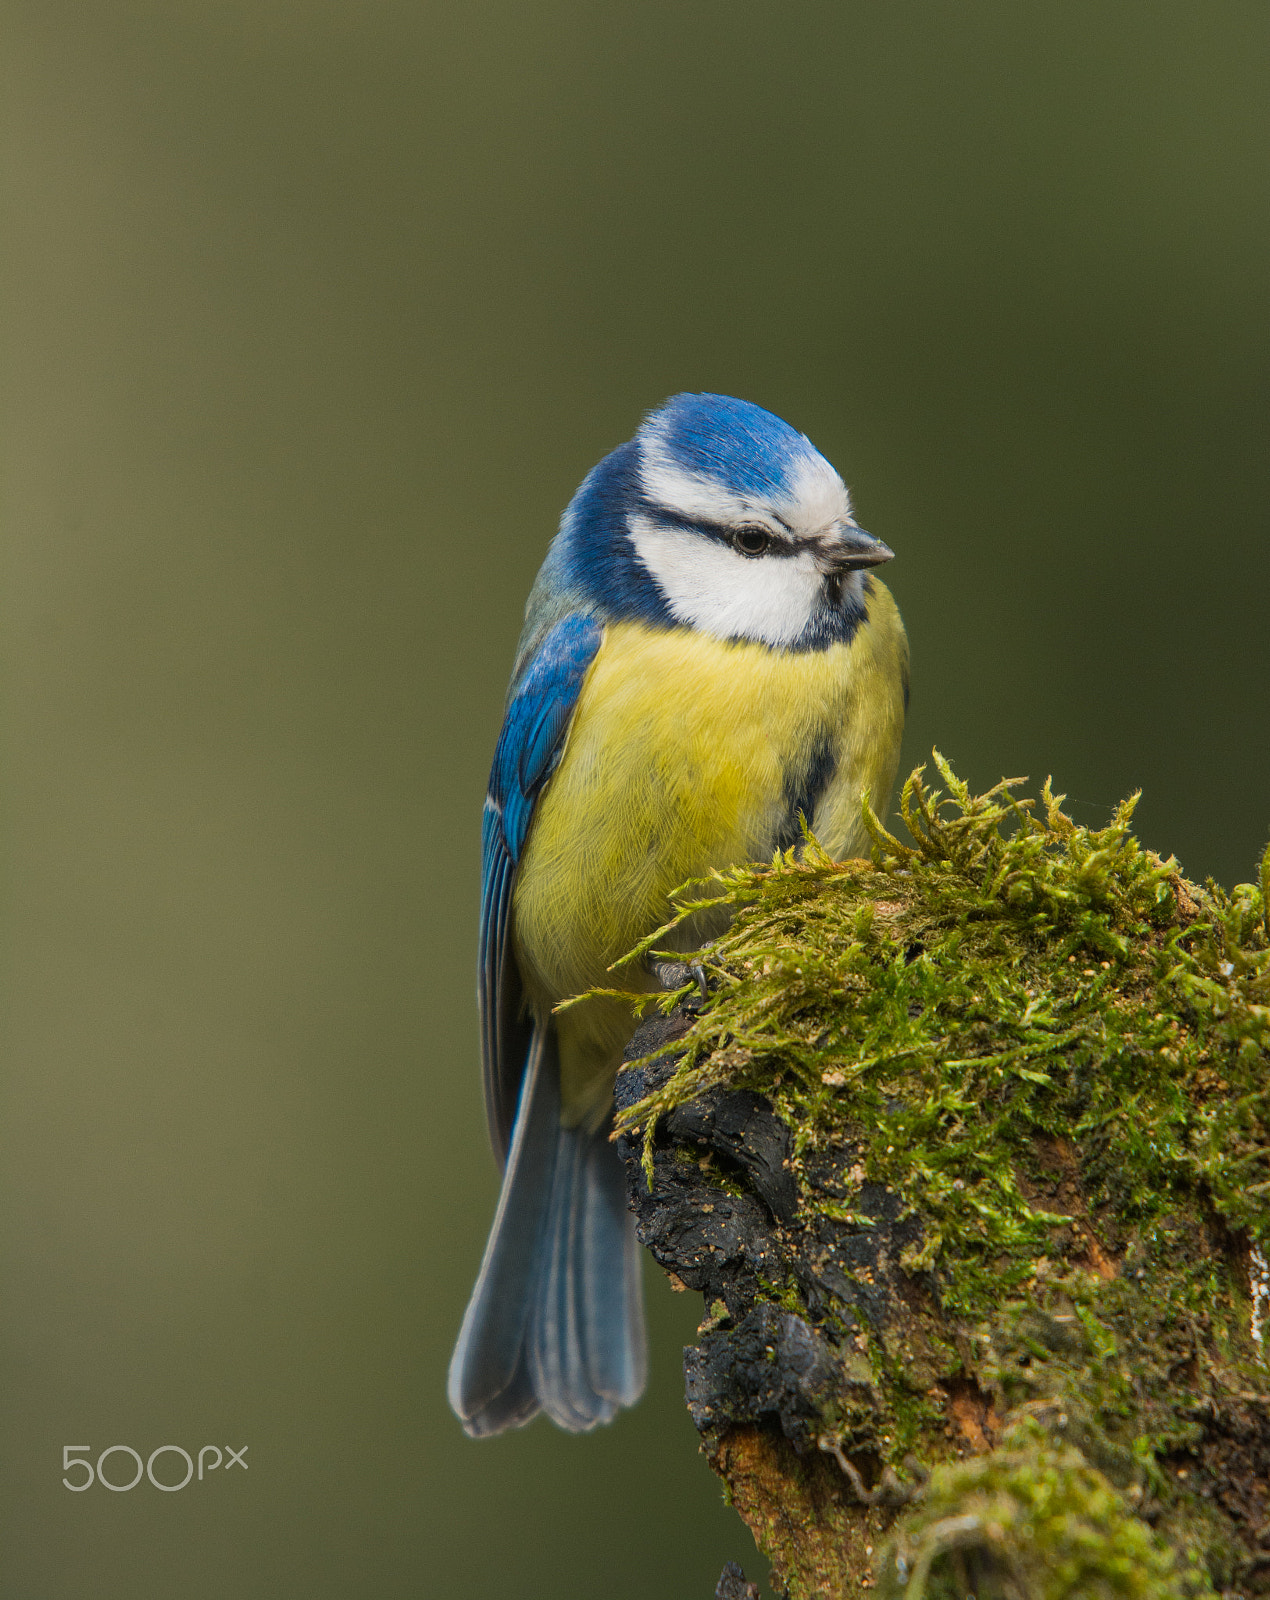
62 1445 248 1491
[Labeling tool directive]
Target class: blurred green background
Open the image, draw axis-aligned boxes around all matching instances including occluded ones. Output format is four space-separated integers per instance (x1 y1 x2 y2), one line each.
2 3 1267 1596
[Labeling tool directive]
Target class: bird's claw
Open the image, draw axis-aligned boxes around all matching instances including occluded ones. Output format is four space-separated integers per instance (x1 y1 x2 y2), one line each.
652 958 711 1009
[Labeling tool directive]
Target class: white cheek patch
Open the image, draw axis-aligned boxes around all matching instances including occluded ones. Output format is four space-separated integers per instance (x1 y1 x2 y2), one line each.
628 517 821 646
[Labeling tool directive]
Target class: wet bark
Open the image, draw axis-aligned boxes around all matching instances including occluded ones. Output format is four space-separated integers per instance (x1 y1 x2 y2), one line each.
616 1013 1270 1600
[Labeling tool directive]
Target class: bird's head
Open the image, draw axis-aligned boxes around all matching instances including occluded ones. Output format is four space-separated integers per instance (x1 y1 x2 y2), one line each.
554 393 892 650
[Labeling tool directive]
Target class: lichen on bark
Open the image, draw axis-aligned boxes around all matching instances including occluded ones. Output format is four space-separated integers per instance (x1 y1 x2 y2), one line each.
594 754 1270 1598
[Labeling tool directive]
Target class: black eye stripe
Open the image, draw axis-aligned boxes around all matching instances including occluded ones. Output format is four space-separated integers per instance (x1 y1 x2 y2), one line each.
632 503 796 556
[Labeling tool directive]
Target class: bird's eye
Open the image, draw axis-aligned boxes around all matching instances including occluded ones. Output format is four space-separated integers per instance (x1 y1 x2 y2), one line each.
732 527 771 558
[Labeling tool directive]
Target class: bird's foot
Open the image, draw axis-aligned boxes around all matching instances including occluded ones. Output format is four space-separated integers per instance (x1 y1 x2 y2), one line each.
652 958 711 1009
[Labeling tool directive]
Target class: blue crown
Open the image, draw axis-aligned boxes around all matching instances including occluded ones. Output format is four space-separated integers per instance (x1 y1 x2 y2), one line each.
638 392 826 502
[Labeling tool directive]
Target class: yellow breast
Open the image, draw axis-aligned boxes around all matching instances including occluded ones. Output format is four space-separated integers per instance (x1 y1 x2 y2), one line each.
513 583 907 1018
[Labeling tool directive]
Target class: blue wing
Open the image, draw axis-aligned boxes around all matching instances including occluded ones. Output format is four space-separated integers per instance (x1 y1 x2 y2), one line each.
480 613 603 1163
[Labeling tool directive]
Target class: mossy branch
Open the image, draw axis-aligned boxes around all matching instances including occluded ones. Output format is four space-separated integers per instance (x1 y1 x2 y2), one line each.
601 755 1270 1599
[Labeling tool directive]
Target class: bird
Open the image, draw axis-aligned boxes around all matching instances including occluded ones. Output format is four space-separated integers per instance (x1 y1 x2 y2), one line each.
447 393 909 1437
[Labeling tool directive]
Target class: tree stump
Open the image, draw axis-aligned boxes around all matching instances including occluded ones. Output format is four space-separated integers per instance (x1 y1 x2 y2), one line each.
606 758 1270 1599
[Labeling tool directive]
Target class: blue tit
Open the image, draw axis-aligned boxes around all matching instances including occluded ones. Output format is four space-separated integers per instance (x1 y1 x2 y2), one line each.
447 393 909 1437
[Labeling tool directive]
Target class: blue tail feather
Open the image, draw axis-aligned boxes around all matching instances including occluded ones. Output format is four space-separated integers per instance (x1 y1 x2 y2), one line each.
447 1029 647 1437
581 1133 647 1406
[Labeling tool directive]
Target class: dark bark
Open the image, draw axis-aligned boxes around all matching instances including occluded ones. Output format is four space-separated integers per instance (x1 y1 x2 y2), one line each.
617 1014 1270 1600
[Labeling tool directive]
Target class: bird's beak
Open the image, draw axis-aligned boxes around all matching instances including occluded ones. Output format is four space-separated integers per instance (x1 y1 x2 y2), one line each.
822 525 895 572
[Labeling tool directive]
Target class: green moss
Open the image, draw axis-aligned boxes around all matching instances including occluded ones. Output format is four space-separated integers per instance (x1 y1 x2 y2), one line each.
582 753 1270 1590
878 1420 1202 1599
607 752 1270 1321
